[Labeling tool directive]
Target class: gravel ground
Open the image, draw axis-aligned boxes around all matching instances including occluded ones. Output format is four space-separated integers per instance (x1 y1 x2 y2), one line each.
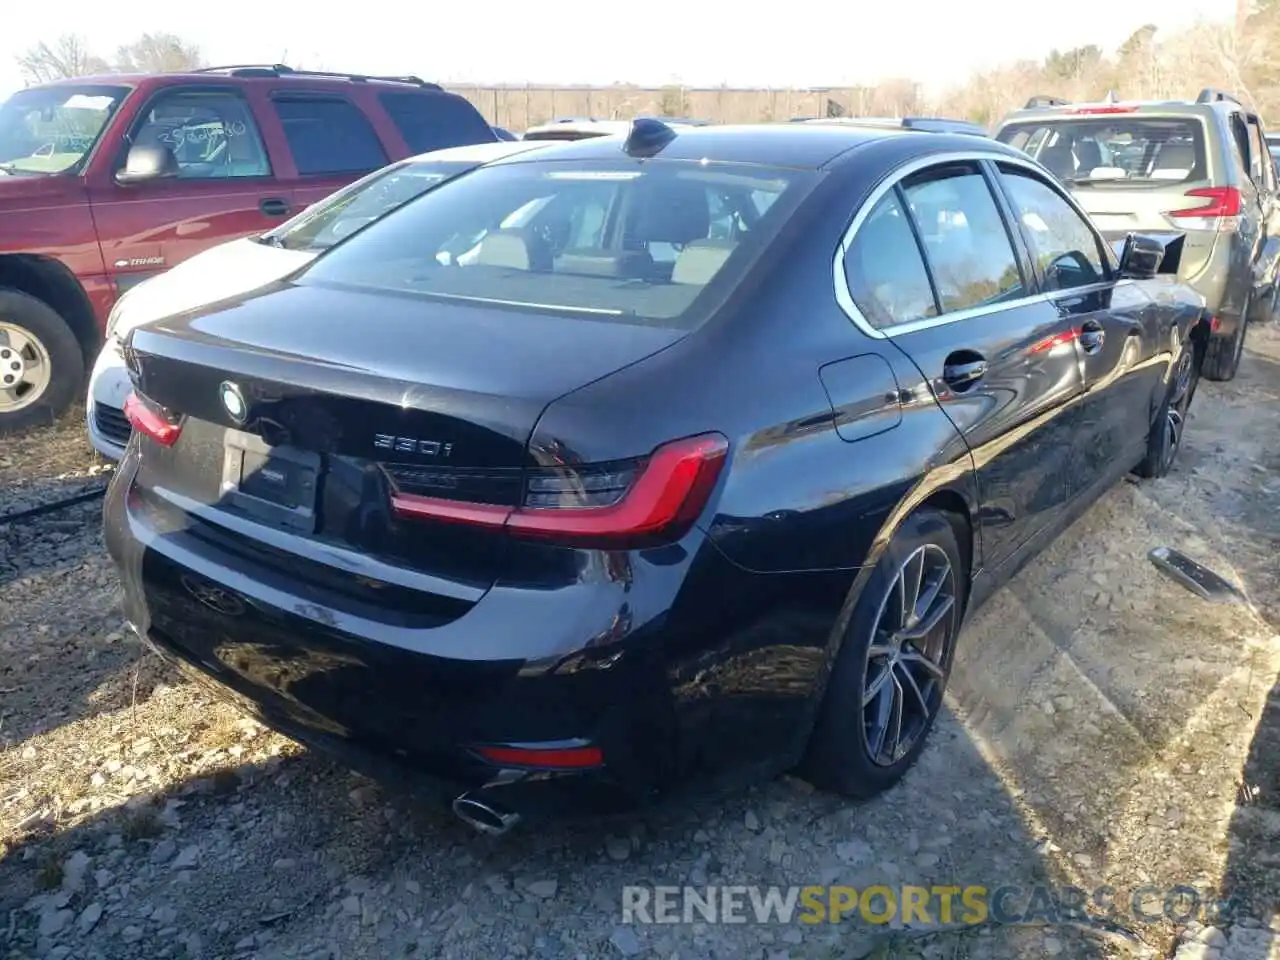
1 336 1278 960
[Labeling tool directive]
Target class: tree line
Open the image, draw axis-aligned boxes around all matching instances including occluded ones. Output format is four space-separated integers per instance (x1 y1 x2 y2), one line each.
16 9 1280 126
15 33 204 84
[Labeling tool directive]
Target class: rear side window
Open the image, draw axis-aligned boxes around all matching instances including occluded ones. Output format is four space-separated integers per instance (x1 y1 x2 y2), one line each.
378 92 495 153
843 191 938 329
298 159 815 328
273 97 388 175
997 117 1208 185
901 164 1025 312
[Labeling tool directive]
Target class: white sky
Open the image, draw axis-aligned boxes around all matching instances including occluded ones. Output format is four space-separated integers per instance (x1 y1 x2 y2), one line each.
0 0 1236 101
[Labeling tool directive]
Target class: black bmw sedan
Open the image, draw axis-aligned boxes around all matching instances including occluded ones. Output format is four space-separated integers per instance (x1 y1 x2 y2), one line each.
107 119 1208 834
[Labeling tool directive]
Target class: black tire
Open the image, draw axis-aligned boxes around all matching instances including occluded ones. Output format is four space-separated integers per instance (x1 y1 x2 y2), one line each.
1202 296 1248 382
0 289 84 436
1134 339 1199 479
801 508 967 799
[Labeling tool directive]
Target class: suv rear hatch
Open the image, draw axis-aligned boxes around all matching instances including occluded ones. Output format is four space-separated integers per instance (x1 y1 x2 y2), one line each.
996 112 1226 275
124 281 686 622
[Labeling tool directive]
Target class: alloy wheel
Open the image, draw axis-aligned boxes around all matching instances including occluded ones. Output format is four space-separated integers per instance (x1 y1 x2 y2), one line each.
0 321 53 414
1162 349 1195 471
861 543 959 767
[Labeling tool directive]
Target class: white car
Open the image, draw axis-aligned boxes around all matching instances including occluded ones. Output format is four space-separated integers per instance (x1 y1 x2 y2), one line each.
87 138 553 460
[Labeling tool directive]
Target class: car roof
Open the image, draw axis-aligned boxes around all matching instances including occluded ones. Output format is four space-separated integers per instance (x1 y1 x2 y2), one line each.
403 140 555 164
493 121 1017 170
36 70 451 92
996 91 1247 129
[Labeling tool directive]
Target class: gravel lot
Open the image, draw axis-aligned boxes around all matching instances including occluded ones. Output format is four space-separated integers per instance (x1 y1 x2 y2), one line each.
2 332 1278 960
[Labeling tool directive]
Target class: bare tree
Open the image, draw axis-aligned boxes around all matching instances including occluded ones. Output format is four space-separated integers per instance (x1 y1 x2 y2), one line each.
115 33 204 74
16 35 110 84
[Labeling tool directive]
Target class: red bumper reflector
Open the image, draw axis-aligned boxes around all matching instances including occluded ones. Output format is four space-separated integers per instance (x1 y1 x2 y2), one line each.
123 392 182 447
474 744 604 769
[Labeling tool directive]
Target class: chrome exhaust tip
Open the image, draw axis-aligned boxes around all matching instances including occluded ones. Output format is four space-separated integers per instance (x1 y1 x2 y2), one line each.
452 792 522 836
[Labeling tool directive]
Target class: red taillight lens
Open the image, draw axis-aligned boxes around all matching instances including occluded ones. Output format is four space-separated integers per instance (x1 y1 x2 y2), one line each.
1168 186 1241 218
388 432 729 547
123 391 182 447
473 743 604 769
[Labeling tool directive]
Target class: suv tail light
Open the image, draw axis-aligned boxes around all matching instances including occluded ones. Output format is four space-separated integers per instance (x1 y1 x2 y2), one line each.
1167 186 1242 219
389 432 729 548
123 391 183 447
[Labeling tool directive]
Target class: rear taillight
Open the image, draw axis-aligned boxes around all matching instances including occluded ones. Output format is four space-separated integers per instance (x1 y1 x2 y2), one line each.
388 432 729 548
1167 186 1242 218
123 391 183 447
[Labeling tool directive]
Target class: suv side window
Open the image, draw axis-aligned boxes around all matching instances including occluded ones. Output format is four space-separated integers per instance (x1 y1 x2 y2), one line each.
1229 113 1253 182
901 162 1026 312
1246 116 1275 191
997 165 1108 291
128 90 270 179
843 190 939 329
272 97 388 176
377 92 495 153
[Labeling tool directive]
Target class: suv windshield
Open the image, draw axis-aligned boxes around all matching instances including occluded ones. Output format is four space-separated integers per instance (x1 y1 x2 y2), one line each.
997 116 1207 186
260 159 476 252
0 84 129 175
298 159 814 328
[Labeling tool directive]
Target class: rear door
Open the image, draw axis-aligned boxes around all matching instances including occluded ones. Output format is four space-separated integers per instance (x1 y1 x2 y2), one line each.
269 94 392 213
992 161 1156 495
841 157 1086 572
86 85 290 292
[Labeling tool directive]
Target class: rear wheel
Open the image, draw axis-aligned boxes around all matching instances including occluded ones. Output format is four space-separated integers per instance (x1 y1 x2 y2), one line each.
1202 296 1248 382
801 508 966 799
0 289 84 436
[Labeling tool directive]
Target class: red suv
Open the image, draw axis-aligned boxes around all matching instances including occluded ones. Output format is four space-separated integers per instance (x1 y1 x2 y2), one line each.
0 64 497 434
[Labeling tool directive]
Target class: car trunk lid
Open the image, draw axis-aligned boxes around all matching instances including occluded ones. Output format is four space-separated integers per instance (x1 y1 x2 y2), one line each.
124 281 686 599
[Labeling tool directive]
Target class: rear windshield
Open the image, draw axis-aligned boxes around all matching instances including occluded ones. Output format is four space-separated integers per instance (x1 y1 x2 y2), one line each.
261 159 473 252
997 116 1207 186
297 158 815 327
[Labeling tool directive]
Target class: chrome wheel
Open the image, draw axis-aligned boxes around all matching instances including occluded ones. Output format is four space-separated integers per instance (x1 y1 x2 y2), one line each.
861 543 959 767
0 321 53 414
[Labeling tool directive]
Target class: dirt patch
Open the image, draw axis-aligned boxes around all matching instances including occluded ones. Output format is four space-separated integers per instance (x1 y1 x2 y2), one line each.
1 332 1278 960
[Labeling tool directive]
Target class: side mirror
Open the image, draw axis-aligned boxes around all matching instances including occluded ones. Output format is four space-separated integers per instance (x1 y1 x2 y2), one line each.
1117 233 1165 280
115 144 179 185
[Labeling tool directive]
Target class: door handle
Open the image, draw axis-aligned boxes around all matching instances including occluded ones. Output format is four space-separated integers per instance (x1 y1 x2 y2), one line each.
1079 320 1106 355
259 197 290 217
941 355 988 390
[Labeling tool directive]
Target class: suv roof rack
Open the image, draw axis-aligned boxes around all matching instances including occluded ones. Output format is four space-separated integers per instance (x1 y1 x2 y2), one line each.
1024 95 1071 109
1196 87 1241 105
193 64 441 89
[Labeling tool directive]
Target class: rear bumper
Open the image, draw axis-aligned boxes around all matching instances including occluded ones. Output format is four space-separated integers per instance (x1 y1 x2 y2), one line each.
103 454 697 818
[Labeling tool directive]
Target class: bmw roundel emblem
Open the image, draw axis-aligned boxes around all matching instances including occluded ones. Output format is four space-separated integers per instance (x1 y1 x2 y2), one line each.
220 380 248 424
